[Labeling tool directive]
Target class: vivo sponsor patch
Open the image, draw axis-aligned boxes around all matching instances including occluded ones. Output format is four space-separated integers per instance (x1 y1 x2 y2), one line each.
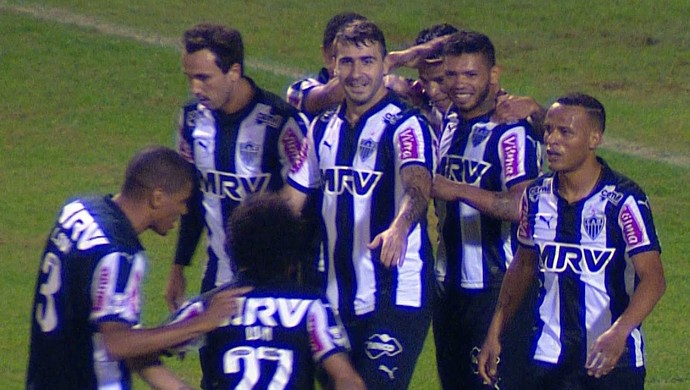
517 195 532 241
290 138 309 173
501 133 520 180
620 204 646 248
308 314 325 354
93 266 111 311
365 334 403 360
398 127 419 160
281 127 302 166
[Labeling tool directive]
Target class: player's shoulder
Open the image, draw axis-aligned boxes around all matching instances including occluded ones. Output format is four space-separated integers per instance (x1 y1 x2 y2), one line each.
525 171 556 202
600 158 648 199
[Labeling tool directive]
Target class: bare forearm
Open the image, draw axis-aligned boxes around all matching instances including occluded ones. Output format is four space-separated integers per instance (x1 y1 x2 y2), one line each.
488 249 536 338
303 79 343 115
394 166 431 231
132 358 193 390
102 317 210 360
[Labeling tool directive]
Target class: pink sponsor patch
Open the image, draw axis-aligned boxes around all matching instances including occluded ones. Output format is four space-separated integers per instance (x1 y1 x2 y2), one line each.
620 205 644 247
290 137 309 173
517 195 532 241
398 127 419 160
501 133 519 180
307 312 325 354
93 266 111 311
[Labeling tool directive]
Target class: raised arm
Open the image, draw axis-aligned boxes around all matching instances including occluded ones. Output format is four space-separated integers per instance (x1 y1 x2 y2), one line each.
368 164 431 268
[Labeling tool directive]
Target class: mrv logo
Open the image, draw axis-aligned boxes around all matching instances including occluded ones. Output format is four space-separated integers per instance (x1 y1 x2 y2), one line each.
201 170 271 201
321 167 382 196
538 243 615 274
365 334 403 360
442 155 491 185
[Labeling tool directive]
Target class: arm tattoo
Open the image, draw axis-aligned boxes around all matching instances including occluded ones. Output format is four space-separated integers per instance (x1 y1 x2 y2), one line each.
400 165 431 225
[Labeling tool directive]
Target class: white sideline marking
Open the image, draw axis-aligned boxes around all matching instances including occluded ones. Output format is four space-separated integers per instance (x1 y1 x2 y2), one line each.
3 2 689 168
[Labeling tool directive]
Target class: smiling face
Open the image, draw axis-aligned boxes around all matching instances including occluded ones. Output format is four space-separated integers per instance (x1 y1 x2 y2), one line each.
443 52 499 119
543 103 602 173
182 49 239 112
334 40 387 112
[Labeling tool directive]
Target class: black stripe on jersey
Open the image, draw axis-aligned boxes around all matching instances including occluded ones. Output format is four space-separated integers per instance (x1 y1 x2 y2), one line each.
332 117 362 317
114 252 134 294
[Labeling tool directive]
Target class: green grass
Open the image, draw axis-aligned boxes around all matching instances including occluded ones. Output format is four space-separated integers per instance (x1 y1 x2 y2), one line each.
1 1 688 388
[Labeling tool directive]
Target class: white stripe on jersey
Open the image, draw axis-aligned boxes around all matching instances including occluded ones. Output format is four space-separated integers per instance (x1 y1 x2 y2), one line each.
534 272 562 364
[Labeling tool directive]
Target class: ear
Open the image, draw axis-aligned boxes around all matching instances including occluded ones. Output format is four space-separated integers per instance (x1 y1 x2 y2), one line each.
490 64 502 87
149 188 165 210
227 63 243 82
589 128 603 150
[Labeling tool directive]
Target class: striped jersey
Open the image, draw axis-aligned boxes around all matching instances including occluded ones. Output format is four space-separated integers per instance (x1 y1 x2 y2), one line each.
436 107 542 290
517 158 661 367
175 79 308 292
204 280 349 390
288 92 435 320
27 196 146 390
286 67 330 118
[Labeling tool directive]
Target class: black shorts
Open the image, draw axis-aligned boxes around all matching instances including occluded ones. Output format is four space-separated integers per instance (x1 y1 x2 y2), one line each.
433 285 536 390
525 360 645 390
345 300 432 390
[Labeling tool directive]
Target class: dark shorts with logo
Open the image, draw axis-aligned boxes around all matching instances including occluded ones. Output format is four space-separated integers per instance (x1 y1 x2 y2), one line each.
433 285 536 390
344 299 432 390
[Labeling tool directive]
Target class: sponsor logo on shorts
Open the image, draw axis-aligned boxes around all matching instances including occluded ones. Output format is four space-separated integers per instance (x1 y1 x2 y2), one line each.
365 334 403 359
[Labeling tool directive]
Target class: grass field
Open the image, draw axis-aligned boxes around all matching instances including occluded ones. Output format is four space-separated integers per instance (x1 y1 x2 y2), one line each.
1 1 688 388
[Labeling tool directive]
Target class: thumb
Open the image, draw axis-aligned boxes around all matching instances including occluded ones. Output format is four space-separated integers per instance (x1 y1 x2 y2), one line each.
367 235 382 250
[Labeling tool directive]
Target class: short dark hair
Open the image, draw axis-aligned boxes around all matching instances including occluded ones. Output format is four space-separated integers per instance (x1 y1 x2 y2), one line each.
556 93 606 133
183 23 244 74
121 146 195 201
323 12 367 50
442 30 496 67
333 20 387 57
415 23 460 63
226 193 308 283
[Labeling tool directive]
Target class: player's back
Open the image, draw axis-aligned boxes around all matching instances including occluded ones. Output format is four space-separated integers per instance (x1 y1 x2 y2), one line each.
203 281 347 390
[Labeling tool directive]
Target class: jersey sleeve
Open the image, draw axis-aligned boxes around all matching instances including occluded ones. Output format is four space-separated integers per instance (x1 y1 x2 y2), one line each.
286 77 322 112
287 120 322 192
277 111 309 181
308 298 349 364
90 251 147 326
517 189 535 248
498 121 542 190
617 192 661 257
393 114 435 173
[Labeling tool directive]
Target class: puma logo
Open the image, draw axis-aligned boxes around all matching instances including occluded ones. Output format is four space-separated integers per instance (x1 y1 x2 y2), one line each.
378 365 398 380
323 140 333 149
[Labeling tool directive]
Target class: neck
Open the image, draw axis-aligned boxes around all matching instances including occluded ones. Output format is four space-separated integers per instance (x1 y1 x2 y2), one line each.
557 157 602 204
221 78 254 114
112 194 147 234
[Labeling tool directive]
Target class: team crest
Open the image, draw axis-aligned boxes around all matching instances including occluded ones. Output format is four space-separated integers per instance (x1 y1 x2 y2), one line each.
471 125 491 146
359 138 378 162
239 142 261 166
584 211 606 240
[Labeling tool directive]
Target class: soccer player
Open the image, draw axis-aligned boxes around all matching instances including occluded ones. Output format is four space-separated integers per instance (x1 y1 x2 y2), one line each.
431 31 543 389
286 12 367 118
200 193 365 390
282 21 435 389
26 146 251 390
478 93 666 390
165 23 308 386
